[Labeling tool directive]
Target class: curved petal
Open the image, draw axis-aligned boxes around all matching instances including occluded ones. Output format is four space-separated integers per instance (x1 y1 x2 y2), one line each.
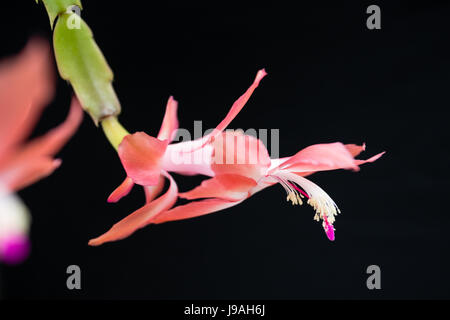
118 132 168 186
0 158 61 191
13 96 83 159
354 151 385 166
152 198 245 225
179 174 257 201
88 171 178 246
211 69 267 136
107 177 134 203
0 38 54 157
0 98 82 191
107 173 166 204
276 143 385 175
276 142 360 173
157 96 179 142
144 174 165 203
186 69 267 151
211 131 271 181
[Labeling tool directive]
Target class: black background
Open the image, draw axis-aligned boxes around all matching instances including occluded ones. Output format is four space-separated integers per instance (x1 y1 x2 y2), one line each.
0 0 449 299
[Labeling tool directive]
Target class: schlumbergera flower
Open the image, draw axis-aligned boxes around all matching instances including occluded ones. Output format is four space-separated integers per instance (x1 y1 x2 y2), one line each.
0 38 83 264
89 69 384 246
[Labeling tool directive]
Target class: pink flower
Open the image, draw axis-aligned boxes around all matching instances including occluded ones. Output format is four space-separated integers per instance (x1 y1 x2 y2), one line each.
89 69 383 246
0 38 83 264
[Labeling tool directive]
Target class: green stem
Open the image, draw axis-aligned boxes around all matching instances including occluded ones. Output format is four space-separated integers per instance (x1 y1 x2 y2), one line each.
37 0 122 125
101 117 129 151
36 0 82 28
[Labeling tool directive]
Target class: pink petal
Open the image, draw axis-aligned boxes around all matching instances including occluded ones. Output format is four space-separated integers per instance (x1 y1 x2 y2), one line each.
211 131 271 181
345 143 366 157
118 132 168 186
194 69 267 149
354 151 385 165
277 142 360 173
212 69 267 135
144 174 165 203
179 174 256 201
157 96 179 142
13 96 83 158
88 171 178 246
0 97 82 191
284 146 384 177
0 158 61 191
0 38 55 157
107 177 135 203
152 198 245 224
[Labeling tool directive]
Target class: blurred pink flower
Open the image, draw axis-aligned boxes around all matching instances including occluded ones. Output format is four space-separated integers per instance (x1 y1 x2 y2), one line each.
0 38 83 264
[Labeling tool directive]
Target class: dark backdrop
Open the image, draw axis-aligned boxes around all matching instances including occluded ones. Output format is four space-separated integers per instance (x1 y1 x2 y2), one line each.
0 1 449 299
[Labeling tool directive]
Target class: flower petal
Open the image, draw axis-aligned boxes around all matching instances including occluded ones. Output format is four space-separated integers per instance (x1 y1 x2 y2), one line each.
12 96 83 159
107 177 134 203
0 158 61 191
211 69 267 136
152 198 245 224
0 97 82 191
0 38 54 157
190 69 267 150
144 174 165 203
88 171 178 246
179 174 256 201
211 131 271 181
157 96 179 142
345 143 366 157
354 151 385 166
118 132 168 186
276 142 360 173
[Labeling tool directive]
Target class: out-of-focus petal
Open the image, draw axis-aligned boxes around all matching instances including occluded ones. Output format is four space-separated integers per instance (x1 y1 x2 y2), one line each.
0 189 31 265
152 198 245 224
118 132 168 186
157 96 179 142
0 38 54 157
88 171 178 246
107 177 134 203
0 158 61 191
179 174 256 201
0 188 30 237
211 131 271 181
0 97 82 191
0 233 30 265
276 142 360 173
12 96 83 159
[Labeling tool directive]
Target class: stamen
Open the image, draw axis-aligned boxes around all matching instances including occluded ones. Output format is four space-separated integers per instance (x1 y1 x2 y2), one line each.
273 171 340 241
287 181 309 199
274 176 303 206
